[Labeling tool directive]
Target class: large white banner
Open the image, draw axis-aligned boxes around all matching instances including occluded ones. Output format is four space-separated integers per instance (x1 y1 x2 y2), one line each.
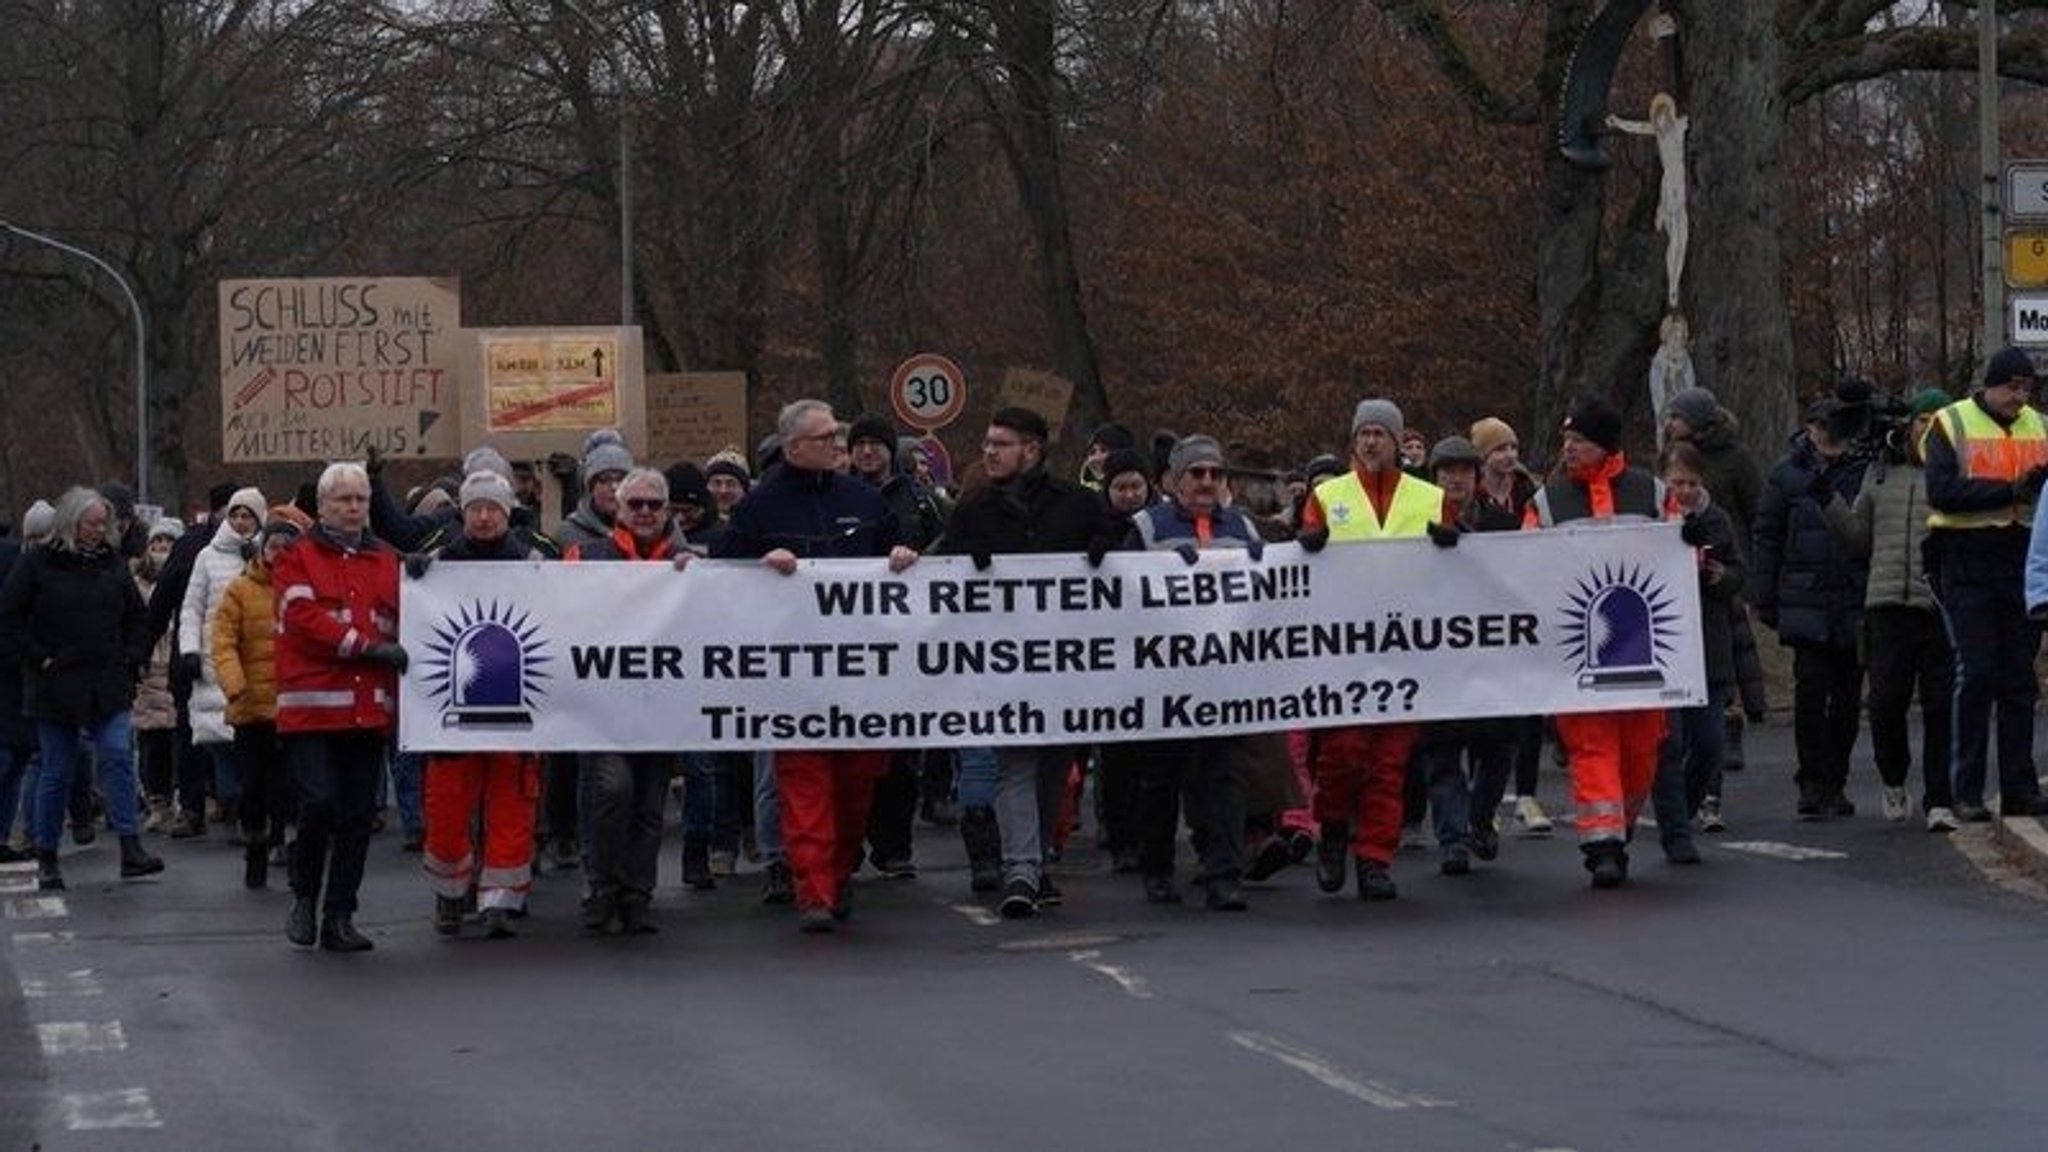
396 524 1705 752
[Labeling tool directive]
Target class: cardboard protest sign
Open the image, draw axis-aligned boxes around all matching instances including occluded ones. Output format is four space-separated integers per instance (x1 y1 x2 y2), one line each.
644 372 748 467
464 327 645 459
995 368 1074 444
220 277 463 462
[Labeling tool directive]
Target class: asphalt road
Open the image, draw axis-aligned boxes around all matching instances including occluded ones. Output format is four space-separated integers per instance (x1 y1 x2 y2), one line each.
7 721 2048 1152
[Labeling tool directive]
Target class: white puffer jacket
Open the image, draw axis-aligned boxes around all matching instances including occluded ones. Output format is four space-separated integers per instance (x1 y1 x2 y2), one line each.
179 487 264 743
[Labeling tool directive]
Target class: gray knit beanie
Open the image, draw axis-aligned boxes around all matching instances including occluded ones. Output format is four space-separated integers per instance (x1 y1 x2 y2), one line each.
580 429 635 486
1351 398 1404 439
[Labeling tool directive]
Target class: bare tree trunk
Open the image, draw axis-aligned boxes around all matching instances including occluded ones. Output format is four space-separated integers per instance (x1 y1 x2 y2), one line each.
1684 2 1796 463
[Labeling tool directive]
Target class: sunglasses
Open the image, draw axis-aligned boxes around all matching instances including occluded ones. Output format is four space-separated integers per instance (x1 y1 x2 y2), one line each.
623 498 666 512
1183 466 1224 479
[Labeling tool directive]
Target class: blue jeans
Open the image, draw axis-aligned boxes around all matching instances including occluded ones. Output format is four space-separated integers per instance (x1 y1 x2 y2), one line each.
680 752 718 840
1652 696 1725 849
955 745 999 808
390 751 425 836
32 713 140 849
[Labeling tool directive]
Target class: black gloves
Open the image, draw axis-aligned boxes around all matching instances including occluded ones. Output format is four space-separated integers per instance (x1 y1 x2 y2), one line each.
1425 521 1460 549
403 553 434 580
1679 515 1710 546
1085 539 1111 568
364 444 385 478
177 652 203 684
1173 542 1200 566
1297 527 1329 554
363 643 409 673
971 549 994 572
2018 464 2048 504
1244 535 1265 562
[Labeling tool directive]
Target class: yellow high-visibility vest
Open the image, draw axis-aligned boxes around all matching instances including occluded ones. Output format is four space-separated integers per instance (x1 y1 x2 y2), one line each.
1925 399 2048 529
1314 469 1443 541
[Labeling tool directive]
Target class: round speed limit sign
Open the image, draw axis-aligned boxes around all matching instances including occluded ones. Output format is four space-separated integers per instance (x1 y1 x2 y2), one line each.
888 353 968 431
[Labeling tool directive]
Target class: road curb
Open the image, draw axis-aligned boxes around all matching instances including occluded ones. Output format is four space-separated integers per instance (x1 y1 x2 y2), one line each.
1990 813 2048 885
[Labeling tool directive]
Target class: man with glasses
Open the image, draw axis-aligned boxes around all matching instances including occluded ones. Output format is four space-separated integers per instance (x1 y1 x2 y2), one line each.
1925 347 2048 821
714 400 920 932
556 429 636 552
940 406 1108 918
565 468 687 933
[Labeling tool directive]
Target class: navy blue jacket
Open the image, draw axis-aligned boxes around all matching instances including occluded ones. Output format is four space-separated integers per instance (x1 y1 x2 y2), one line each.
713 466 902 560
1749 432 1868 650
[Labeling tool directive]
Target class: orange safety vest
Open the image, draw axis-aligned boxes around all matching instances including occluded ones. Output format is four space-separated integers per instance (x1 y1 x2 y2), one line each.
1925 399 2048 530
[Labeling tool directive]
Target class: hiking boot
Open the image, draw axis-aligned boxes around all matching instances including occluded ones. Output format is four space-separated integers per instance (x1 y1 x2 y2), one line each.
760 861 795 906
1356 859 1398 901
1584 843 1629 889
999 878 1038 919
681 839 715 891
435 895 464 935
286 897 317 946
1315 823 1349 893
117 835 164 879
1244 836 1292 882
319 917 374 953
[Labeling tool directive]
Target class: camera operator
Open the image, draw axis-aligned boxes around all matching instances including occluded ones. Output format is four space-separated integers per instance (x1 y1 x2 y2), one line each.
1817 388 1958 830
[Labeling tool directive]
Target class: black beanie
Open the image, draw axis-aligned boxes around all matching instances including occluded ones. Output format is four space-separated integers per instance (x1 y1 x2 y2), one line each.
848 413 898 450
1985 346 2038 387
1562 395 1624 454
1088 422 1136 452
991 406 1050 444
664 462 712 507
208 481 241 512
1099 448 1146 486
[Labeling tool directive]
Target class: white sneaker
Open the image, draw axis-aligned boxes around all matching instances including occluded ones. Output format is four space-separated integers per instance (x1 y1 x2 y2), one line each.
1515 796 1554 837
1699 796 1726 833
1926 806 1960 833
1881 786 1909 822
1398 823 1430 852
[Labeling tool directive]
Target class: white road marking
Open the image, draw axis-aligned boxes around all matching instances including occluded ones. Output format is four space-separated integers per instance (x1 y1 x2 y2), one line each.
10 930 76 948
4 895 68 919
0 860 34 874
37 1020 128 1055
1719 840 1848 862
1067 949 1153 999
0 873 37 893
21 968 100 998
949 903 1003 926
60 1088 161 1130
996 931 1124 952
1227 1030 1456 1110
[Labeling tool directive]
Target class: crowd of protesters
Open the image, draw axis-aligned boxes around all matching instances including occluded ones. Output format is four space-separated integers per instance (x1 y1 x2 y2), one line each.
7 345 2048 952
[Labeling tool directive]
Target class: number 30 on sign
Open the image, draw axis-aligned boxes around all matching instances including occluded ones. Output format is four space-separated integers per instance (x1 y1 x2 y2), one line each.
888 353 968 431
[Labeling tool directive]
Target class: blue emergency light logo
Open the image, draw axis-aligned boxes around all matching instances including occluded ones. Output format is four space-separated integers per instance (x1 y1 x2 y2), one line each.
422 601 553 729
1558 563 1679 690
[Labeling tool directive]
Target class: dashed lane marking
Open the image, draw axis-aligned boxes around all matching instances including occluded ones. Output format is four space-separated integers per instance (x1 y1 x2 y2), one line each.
20 969 100 998
0 873 37 893
1227 1030 1456 1110
36 1020 128 1055
9 930 76 948
1718 840 1849 862
59 1088 161 1130
948 903 1003 926
995 931 1124 952
1067 949 1153 999
0 860 33 873
4 895 68 919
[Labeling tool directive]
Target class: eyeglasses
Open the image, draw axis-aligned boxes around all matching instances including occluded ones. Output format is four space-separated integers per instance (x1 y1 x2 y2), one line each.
791 429 839 445
623 498 666 512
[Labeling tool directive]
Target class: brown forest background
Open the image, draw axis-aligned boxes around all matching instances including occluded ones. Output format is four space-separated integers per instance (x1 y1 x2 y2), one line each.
6 1 2048 517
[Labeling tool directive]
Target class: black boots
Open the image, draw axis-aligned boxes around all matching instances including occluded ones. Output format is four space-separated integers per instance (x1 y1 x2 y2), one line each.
118 835 163 879
286 897 317 946
319 917 373 953
961 806 1002 894
243 843 268 889
1584 841 1629 889
435 895 464 935
35 849 63 892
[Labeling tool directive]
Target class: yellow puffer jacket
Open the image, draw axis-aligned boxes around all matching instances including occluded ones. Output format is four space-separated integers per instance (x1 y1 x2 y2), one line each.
211 560 278 727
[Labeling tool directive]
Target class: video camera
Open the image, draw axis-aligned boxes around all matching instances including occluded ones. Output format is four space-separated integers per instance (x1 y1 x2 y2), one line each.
1824 376 1914 461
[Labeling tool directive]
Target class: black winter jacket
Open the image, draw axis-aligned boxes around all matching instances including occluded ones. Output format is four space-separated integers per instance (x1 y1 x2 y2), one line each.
1749 433 1868 650
939 467 1105 557
714 465 902 560
0 542 150 726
